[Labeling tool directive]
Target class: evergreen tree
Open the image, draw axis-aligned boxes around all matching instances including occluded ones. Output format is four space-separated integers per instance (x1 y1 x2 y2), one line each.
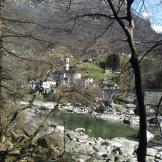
106 54 120 70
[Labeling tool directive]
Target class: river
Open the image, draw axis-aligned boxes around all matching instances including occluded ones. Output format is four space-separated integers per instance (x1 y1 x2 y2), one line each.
50 111 137 140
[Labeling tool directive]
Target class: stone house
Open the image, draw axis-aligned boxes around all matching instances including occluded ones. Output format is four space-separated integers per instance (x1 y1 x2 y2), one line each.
30 79 42 92
51 56 81 86
52 69 81 86
101 83 119 101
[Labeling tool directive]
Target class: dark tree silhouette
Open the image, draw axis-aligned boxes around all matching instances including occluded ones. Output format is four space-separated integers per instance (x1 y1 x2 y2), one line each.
106 54 120 70
71 0 148 161
105 1 147 161
0 0 4 105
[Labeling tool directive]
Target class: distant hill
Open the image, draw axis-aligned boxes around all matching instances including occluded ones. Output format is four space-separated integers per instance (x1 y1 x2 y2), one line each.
4 0 162 57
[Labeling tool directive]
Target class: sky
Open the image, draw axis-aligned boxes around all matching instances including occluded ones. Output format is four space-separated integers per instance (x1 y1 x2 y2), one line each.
132 0 162 33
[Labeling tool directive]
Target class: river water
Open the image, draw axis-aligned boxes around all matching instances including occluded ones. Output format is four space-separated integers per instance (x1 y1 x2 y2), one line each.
50 111 137 140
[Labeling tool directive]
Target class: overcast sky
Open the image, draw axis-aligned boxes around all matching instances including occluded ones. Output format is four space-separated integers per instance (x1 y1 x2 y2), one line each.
133 0 162 33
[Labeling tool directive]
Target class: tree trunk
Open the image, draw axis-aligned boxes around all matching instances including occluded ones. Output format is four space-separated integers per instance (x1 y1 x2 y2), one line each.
130 57 147 162
101 1 147 160
0 0 3 106
0 0 4 142
127 29 147 162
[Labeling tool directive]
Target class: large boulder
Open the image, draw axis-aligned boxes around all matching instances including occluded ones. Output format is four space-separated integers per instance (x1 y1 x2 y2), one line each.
77 143 95 155
126 104 136 109
15 110 34 126
147 148 158 157
146 156 155 162
110 137 138 156
155 151 162 160
147 131 154 142
36 133 64 155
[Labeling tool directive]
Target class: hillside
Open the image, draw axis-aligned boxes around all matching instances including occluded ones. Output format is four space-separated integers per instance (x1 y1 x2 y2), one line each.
4 0 162 56
1 0 162 92
76 62 110 81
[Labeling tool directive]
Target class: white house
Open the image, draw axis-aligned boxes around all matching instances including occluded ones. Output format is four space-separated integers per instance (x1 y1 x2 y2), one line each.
42 81 56 94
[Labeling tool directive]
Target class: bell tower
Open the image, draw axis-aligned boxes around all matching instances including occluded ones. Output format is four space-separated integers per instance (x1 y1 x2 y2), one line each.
64 57 69 70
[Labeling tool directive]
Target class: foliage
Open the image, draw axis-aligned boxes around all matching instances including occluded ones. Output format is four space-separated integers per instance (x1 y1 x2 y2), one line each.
145 69 162 89
98 61 107 69
140 59 162 89
44 83 103 106
95 54 107 63
106 54 120 70
77 62 107 80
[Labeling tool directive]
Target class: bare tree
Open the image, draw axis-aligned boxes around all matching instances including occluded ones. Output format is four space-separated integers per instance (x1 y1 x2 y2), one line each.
0 0 162 161
69 0 148 161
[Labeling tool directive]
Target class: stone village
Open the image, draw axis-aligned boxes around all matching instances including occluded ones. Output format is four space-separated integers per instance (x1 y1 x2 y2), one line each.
30 56 119 102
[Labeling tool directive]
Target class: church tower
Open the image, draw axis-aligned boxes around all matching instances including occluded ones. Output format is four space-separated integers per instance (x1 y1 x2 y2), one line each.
64 57 69 70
